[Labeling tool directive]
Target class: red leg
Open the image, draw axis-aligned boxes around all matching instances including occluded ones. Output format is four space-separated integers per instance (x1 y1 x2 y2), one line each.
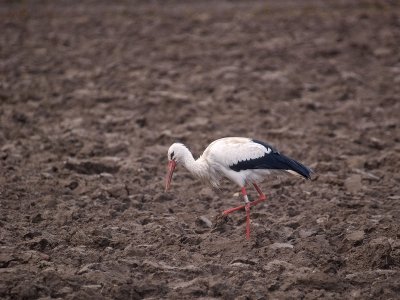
222 185 267 216
250 183 267 208
221 184 268 239
221 187 253 239
253 183 267 201
222 204 247 215
240 187 251 239
245 203 251 239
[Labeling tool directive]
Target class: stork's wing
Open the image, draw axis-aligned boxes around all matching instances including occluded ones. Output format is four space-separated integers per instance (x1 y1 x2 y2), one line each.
202 137 275 167
203 137 311 179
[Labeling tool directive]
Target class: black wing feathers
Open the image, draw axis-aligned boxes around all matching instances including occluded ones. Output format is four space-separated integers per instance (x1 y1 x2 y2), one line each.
229 140 312 179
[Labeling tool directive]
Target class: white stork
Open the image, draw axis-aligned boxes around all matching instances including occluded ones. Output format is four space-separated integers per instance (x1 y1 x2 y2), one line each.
165 137 312 239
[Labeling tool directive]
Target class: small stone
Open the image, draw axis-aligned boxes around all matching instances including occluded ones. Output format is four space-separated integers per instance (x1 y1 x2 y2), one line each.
229 258 258 268
77 263 98 275
269 242 294 249
152 90 190 102
83 284 102 290
100 172 114 180
344 174 363 193
346 230 365 243
196 216 212 228
316 216 328 224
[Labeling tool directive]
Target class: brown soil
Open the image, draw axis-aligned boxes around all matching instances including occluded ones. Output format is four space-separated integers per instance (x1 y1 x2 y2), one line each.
1 1 400 299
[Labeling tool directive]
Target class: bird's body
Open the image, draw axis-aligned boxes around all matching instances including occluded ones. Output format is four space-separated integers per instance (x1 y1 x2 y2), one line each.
165 137 312 239
168 137 311 187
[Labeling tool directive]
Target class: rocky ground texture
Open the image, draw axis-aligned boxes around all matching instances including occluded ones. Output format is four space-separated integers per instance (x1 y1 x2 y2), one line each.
1 0 400 299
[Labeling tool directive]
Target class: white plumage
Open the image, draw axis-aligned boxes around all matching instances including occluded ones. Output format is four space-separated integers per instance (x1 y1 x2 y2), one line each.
202 137 272 167
165 137 312 239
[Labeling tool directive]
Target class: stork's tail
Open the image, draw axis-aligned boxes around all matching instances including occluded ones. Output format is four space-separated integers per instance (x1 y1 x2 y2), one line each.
276 154 312 179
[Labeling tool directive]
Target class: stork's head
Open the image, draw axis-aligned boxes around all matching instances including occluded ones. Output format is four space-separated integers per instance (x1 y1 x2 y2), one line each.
165 143 188 191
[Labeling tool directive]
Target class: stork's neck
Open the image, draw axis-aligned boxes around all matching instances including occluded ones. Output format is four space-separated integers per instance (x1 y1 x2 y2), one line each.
180 148 208 178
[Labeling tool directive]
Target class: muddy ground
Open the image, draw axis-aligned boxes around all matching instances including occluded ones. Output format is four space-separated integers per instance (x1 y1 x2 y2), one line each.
1 0 400 299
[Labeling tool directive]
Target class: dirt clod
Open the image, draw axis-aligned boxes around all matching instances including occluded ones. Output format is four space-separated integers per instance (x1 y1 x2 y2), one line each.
346 230 365 244
344 175 363 193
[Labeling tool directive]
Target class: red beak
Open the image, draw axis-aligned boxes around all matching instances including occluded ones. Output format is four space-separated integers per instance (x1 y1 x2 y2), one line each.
165 160 177 191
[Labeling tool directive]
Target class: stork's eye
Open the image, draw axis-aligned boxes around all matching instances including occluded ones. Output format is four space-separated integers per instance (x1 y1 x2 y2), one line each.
170 151 175 160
